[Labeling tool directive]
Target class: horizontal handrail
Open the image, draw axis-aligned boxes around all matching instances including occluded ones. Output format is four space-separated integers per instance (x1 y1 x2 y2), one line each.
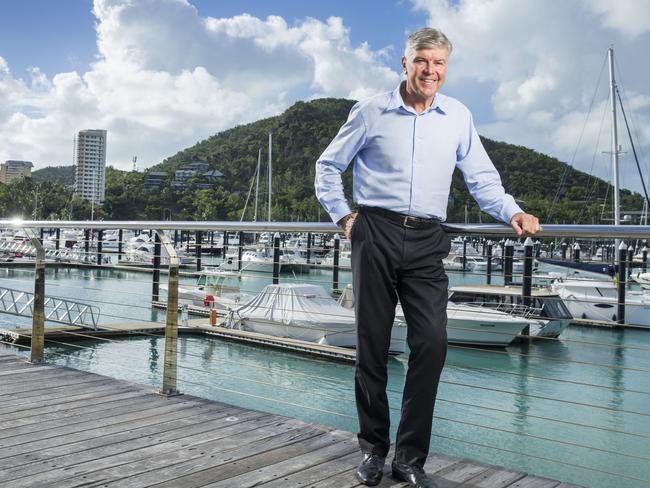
1 219 650 238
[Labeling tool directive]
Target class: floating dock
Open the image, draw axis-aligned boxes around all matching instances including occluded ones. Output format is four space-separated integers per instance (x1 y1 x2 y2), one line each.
0 319 358 363
0 352 583 487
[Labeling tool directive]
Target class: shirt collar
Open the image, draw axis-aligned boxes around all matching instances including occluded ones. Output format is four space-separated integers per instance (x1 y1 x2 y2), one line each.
384 81 447 115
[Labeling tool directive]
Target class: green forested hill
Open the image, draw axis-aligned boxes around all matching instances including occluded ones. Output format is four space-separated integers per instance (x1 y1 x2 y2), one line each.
32 165 75 186
1 97 644 222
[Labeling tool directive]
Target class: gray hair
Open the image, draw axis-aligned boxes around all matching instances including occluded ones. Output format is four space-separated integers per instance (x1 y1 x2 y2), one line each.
404 28 452 60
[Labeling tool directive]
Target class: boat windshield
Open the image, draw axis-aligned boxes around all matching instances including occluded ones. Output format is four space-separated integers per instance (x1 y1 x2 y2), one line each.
197 273 239 290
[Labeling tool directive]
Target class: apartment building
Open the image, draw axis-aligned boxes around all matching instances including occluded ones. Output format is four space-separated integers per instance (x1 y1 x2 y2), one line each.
74 129 107 204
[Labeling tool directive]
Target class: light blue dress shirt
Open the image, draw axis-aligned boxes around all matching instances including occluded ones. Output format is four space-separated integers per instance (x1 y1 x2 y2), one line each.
314 82 522 224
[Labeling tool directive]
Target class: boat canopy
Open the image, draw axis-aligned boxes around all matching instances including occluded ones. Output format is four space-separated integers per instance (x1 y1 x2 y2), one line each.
234 284 355 326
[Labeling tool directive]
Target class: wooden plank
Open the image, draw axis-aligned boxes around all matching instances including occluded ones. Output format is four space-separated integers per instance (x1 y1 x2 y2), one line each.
425 453 463 475
0 378 116 405
256 449 360 487
0 382 138 416
0 365 55 376
0 368 86 386
203 433 357 487
0 380 133 409
0 389 152 427
458 467 527 487
0 405 248 476
0 393 165 442
2 371 111 394
0 360 40 370
44 418 316 488
430 460 491 487
1 410 273 488
507 476 561 488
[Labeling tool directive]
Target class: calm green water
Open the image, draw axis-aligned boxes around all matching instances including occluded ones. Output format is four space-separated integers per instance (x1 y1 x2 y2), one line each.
1 266 649 488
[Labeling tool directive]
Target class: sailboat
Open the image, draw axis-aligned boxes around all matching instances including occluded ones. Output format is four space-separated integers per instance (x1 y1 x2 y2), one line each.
550 47 650 326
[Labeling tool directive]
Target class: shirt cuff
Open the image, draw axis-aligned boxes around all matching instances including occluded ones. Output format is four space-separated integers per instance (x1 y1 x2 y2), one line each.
328 203 353 225
499 197 524 224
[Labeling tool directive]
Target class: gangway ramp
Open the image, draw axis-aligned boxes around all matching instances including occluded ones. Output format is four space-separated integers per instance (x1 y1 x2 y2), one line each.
0 286 100 330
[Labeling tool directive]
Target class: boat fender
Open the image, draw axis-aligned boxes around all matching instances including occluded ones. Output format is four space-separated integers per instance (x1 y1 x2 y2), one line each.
203 295 215 308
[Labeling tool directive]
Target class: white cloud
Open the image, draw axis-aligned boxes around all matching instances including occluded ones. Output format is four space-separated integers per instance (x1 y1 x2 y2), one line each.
0 0 398 170
413 0 650 194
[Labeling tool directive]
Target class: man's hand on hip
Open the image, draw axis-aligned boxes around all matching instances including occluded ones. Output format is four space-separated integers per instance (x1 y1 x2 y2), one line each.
510 212 541 237
338 212 358 240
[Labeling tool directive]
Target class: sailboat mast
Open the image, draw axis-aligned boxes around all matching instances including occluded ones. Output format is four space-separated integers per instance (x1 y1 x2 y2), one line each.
268 132 272 222
608 47 620 229
254 148 261 222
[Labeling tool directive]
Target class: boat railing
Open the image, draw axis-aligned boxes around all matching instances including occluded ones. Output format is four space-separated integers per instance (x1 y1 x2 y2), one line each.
456 301 544 320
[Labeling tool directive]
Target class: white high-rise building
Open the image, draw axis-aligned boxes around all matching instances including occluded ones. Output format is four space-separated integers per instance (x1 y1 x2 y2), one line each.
74 129 107 204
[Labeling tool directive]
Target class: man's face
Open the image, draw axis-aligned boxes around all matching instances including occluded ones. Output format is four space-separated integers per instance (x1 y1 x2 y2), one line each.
402 47 448 105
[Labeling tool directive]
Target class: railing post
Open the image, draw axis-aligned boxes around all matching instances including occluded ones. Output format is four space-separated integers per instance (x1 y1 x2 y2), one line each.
617 242 627 325
627 247 634 283
272 232 281 285
195 231 202 271
486 243 493 285
306 232 312 264
521 237 534 337
84 229 90 262
55 228 60 251
561 242 567 260
118 229 123 261
504 240 514 285
156 230 181 396
97 229 103 265
152 232 161 302
238 236 243 272
642 246 648 273
333 234 340 291
23 228 45 364
222 231 228 260
572 242 580 262
462 238 467 272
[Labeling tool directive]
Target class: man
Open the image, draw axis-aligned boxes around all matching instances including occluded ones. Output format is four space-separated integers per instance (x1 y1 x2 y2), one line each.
315 28 540 488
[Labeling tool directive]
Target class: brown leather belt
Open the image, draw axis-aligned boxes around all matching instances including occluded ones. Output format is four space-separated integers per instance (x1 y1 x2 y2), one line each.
359 206 441 229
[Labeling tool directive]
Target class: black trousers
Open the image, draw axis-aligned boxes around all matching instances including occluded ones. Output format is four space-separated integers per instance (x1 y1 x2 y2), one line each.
351 207 450 467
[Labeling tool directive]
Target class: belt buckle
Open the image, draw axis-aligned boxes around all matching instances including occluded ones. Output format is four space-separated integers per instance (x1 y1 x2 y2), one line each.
403 216 418 229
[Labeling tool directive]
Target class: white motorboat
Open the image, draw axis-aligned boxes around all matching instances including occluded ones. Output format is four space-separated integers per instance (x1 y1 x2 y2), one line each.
443 254 488 271
218 248 299 273
338 285 530 346
228 284 407 354
321 250 351 269
396 302 530 346
632 271 650 290
551 278 650 326
161 270 251 313
447 285 573 338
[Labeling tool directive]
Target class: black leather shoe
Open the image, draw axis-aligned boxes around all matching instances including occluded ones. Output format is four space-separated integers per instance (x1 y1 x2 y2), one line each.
356 453 385 486
391 461 439 488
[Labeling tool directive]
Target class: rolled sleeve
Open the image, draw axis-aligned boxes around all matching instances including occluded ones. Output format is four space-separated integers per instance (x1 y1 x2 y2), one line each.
456 115 523 224
315 103 367 223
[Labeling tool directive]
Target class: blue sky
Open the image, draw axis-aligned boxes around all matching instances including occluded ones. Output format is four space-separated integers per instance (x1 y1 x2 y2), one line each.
1 0 649 195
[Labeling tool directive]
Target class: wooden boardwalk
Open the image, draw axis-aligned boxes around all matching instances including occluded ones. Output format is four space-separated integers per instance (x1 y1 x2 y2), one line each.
0 352 582 488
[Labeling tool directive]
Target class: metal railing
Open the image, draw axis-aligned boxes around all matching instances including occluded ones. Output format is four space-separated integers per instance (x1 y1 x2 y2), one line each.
1 219 650 487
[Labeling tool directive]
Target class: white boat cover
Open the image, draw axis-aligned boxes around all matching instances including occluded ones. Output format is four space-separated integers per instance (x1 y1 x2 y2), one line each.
234 284 355 327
